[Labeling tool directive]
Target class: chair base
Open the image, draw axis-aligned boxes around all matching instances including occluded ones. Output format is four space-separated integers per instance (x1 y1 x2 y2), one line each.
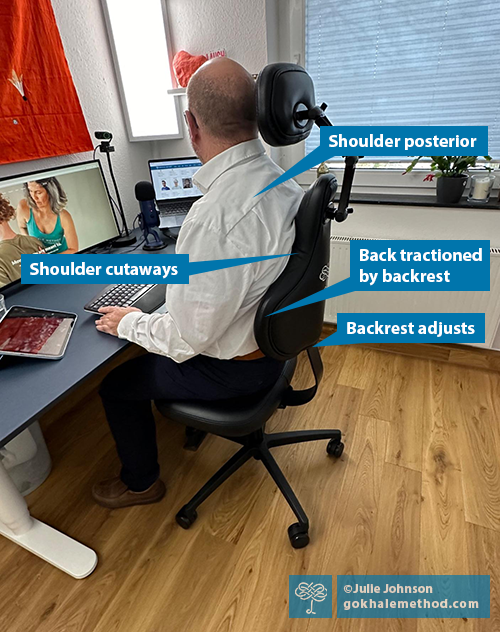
175 427 343 549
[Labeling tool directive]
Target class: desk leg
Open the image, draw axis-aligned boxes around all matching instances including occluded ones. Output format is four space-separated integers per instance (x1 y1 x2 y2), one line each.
0 460 97 579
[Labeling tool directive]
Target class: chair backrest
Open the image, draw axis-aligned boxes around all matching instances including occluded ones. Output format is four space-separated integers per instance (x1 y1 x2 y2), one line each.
254 174 338 361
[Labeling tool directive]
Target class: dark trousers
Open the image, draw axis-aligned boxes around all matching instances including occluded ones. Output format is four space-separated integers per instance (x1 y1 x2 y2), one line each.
99 353 285 491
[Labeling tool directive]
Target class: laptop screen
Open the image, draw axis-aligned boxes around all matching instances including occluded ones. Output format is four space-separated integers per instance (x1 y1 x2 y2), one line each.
149 158 203 202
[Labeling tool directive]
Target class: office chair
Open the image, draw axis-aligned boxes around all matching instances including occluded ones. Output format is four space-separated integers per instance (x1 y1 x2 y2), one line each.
156 63 358 548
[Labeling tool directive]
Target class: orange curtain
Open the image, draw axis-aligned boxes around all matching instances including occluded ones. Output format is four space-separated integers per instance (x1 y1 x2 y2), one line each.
0 0 92 164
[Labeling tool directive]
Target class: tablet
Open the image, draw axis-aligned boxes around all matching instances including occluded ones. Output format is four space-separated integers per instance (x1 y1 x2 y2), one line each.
0 306 77 360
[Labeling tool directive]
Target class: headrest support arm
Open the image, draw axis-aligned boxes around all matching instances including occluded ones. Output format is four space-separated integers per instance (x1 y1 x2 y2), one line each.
295 103 331 126
256 62 360 223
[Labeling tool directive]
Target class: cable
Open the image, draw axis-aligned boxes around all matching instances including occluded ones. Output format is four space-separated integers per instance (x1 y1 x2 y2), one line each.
88 242 113 254
109 196 127 234
93 133 135 244
105 150 130 238
162 228 178 242
120 237 146 253
90 232 144 254
93 151 123 236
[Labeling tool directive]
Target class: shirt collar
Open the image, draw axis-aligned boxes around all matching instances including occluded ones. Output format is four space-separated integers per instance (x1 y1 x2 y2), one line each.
193 139 266 193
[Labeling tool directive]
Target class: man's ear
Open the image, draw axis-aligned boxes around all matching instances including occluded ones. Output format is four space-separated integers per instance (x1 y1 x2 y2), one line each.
185 110 200 142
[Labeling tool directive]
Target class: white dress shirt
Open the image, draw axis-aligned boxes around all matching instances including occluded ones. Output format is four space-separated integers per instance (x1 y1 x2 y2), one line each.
117 139 303 362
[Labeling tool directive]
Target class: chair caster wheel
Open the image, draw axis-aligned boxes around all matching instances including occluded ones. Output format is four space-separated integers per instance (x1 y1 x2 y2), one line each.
183 428 207 452
176 507 198 529
327 439 344 458
288 523 310 549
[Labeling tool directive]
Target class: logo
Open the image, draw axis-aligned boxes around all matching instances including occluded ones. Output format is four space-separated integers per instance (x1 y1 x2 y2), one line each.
319 264 329 282
289 575 332 618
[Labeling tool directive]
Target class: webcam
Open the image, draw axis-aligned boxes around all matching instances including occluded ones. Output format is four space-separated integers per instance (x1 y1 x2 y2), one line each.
95 131 113 141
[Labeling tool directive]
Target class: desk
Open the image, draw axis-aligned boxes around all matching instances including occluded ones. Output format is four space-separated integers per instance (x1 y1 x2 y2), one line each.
0 239 174 578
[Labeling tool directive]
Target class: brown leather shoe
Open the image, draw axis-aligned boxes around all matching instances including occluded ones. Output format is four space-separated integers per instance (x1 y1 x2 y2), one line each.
92 476 166 509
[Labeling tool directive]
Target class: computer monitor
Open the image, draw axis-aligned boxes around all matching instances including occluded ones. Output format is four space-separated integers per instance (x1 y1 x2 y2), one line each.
0 160 120 292
149 157 203 202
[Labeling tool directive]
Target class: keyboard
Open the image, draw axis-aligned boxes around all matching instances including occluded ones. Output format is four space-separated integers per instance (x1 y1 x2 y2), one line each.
84 284 166 314
158 201 192 216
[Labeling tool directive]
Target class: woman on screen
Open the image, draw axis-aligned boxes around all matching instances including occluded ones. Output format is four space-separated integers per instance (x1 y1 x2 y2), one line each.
16 178 79 254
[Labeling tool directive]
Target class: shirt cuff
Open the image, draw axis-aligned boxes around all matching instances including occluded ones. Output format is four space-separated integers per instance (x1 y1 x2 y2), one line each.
117 311 144 340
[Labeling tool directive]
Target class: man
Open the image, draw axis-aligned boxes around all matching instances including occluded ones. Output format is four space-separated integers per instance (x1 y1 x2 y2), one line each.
0 193 43 287
93 58 303 509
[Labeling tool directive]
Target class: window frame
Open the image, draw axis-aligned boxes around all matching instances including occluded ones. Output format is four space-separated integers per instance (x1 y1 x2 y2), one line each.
277 0 497 195
101 0 183 142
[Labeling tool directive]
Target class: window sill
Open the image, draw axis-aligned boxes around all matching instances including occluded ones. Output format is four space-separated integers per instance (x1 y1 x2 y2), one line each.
292 161 498 197
337 192 500 210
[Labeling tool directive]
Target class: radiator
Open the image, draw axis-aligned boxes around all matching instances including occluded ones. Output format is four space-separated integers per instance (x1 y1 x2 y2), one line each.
325 236 500 349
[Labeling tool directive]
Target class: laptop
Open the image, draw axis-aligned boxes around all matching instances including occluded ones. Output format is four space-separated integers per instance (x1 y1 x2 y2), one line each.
149 157 203 228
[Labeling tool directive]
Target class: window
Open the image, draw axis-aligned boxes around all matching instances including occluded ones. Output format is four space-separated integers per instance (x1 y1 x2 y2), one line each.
305 0 500 161
101 0 181 141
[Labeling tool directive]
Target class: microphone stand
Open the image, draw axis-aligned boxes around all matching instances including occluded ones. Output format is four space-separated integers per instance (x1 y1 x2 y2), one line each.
97 135 136 247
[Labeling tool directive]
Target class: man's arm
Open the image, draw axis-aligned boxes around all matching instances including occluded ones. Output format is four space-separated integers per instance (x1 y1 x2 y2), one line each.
116 221 254 362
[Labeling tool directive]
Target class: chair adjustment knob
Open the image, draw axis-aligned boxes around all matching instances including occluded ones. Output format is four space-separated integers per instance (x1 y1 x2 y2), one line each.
326 206 354 223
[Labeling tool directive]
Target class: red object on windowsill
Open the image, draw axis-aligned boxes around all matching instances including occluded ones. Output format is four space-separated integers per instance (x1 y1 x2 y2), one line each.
423 174 435 182
173 50 208 88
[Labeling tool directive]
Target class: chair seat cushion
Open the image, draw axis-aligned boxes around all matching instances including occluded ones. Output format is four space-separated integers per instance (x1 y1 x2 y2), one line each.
155 358 297 437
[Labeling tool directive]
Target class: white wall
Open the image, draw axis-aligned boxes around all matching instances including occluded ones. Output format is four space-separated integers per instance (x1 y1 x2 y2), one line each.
151 0 269 161
0 0 272 215
168 0 267 71
329 203 500 246
329 200 500 347
0 0 151 222
327 204 500 350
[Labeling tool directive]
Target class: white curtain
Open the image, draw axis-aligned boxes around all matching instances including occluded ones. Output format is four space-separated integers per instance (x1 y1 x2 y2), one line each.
305 0 500 159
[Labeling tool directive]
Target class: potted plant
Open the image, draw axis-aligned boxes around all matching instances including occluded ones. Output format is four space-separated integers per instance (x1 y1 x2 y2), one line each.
404 155 492 204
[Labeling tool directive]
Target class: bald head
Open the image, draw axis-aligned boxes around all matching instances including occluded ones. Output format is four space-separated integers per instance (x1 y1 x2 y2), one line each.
187 58 258 144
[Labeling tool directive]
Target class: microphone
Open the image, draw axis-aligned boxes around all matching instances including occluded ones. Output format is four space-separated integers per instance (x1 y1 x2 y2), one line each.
135 181 167 251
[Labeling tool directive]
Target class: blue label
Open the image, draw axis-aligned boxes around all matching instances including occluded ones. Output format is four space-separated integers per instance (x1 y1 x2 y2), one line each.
289 575 332 619
321 125 488 156
349 240 490 292
21 254 189 285
272 240 490 316
318 313 486 346
337 575 490 618
258 126 489 193
20 253 292 285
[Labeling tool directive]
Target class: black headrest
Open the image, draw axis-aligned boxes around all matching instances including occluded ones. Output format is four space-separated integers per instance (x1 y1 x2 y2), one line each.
256 63 316 147
254 174 338 361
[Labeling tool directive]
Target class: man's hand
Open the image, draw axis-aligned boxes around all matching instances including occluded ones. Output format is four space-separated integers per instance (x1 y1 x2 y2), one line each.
96 306 142 337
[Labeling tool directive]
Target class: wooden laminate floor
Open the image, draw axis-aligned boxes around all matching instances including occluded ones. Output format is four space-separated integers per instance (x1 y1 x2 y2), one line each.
1 345 500 632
